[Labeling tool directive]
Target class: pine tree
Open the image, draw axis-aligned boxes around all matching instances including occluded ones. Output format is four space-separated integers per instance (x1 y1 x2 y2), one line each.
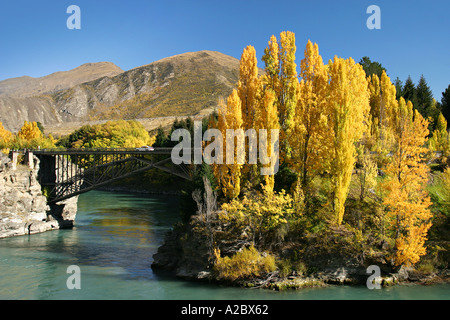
359 56 386 78
327 56 370 225
402 76 417 108
440 84 450 125
415 74 434 119
382 98 432 266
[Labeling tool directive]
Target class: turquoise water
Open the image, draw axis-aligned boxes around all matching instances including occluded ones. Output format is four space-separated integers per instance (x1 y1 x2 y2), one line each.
0 190 448 300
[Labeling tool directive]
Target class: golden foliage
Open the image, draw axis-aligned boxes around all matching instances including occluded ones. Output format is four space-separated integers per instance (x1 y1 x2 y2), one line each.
327 57 370 225
428 112 450 161
382 98 432 266
262 31 299 161
0 122 13 147
220 184 294 243
213 245 276 281
290 40 329 191
215 90 243 200
18 121 43 141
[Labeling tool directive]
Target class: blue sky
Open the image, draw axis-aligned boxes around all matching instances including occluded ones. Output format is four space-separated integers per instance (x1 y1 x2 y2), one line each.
0 0 448 99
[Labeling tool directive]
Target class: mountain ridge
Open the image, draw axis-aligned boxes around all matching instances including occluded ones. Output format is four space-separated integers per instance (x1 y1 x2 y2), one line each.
0 51 242 133
0 61 124 98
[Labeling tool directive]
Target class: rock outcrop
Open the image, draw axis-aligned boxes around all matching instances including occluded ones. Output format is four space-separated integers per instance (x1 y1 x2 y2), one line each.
0 153 78 238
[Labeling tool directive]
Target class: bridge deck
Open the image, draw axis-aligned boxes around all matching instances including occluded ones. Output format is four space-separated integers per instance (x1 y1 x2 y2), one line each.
32 147 174 155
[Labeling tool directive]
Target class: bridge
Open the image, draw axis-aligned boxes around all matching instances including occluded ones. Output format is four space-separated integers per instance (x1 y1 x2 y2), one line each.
13 148 193 204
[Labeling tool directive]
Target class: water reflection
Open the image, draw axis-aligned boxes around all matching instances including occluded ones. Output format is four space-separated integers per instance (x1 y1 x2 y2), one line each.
1 190 449 300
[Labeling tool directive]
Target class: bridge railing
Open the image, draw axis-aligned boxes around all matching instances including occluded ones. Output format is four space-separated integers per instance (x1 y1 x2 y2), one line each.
31 147 175 155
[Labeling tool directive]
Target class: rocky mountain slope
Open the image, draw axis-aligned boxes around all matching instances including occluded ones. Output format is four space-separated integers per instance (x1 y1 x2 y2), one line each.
0 51 241 132
0 62 124 98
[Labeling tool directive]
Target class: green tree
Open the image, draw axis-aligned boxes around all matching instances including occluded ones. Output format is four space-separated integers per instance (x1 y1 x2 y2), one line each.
415 74 434 120
154 126 169 147
440 84 450 126
394 77 403 100
402 76 417 108
358 56 386 78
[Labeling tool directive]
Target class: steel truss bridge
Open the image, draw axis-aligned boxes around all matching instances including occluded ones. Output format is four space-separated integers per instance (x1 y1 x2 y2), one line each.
32 148 193 204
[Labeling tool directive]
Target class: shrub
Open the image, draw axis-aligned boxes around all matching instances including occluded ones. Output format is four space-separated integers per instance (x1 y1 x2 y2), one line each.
213 246 276 282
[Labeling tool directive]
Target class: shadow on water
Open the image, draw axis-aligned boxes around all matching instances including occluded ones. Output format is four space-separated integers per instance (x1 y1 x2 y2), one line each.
65 191 182 281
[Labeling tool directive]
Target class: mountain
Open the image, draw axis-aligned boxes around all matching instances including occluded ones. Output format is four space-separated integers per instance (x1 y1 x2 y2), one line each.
0 62 124 98
0 51 242 133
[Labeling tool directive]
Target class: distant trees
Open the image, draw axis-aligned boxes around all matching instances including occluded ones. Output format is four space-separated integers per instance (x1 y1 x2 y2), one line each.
0 121 56 150
359 56 386 79
57 120 151 149
396 74 441 131
0 123 13 149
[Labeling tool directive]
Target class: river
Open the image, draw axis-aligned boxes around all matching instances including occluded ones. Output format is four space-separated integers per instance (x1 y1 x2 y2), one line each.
0 190 448 300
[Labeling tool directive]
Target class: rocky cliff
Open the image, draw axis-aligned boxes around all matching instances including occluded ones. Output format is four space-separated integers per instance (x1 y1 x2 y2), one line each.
0 153 78 238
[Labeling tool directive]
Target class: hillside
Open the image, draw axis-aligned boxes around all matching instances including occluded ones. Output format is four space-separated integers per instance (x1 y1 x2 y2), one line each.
0 51 242 133
0 62 124 98
56 50 241 122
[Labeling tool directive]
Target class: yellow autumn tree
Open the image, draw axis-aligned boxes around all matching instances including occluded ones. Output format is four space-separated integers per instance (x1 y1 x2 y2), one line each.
214 90 243 200
238 45 260 131
18 121 43 141
262 31 299 162
327 57 370 225
382 97 432 266
366 71 398 154
257 89 280 191
0 122 13 149
428 112 450 162
290 40 329 197
236 45 261 189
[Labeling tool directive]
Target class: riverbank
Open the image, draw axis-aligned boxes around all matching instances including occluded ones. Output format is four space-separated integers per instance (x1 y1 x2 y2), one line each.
151 212 450 291
0 153 78 238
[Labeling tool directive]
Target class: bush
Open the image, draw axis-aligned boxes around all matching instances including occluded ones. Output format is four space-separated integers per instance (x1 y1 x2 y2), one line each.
213 246 276 282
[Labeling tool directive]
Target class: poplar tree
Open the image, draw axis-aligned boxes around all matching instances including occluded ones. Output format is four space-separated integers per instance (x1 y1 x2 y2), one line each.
262 31 299 162
238 45 260 131
382 98 432 266
290 40 328 198
237 45 261 188
327 57 370 225
215 90 243 200
258 89 279 192
367 71 398 153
